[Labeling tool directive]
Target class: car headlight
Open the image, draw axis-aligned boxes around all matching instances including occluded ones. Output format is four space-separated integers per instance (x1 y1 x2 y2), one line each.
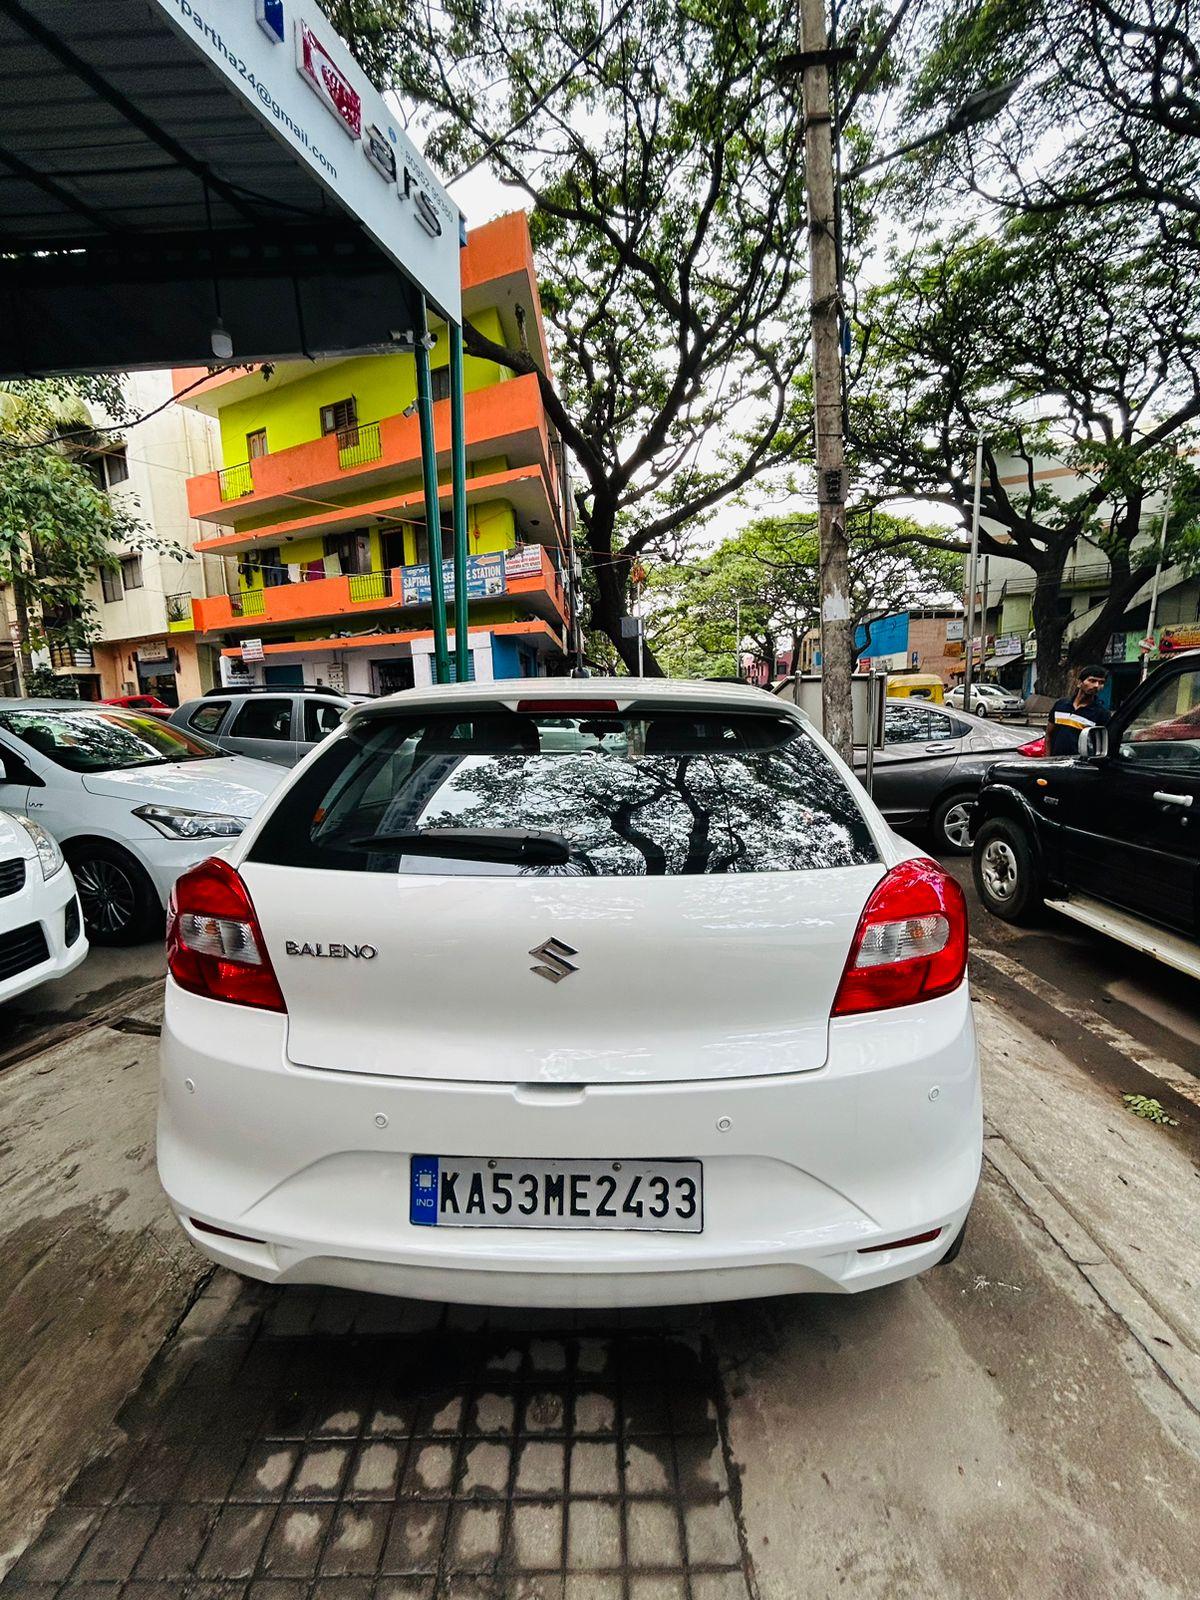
132 805 248 840
15 815 65 881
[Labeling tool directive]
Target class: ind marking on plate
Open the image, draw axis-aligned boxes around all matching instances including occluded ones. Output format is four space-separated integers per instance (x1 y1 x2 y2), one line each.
410 1154 440 1226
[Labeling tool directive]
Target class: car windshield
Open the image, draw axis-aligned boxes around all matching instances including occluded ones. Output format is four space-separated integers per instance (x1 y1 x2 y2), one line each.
0 708 221 773
251 707 879 876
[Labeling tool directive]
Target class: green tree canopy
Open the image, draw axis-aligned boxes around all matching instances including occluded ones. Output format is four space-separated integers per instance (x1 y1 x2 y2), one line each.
338 0 811 671
649 511 961 678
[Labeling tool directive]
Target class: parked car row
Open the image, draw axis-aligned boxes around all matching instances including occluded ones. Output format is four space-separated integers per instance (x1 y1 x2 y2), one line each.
944 681 1025 718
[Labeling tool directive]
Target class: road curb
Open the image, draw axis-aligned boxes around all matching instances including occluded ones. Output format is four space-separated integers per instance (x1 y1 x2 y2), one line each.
983 1125 1200 1419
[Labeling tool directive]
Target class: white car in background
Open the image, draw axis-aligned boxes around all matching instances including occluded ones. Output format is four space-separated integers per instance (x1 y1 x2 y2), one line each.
159 678 981 1309
945 681 1024 718
0 701 284 945
0 808 87 1004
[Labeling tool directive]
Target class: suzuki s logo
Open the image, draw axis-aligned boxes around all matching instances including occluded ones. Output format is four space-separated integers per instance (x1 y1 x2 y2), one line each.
285 941 378 960
529 937 578 984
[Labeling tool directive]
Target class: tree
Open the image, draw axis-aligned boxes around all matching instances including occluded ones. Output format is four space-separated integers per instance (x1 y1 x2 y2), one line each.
904 0 1200 245
0 379 153 682
845 206 1200 695
649 511 961 678
341 0 811 672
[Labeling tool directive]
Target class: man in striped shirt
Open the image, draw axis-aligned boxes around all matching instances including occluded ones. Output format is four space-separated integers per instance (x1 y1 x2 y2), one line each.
1046 664 1111 756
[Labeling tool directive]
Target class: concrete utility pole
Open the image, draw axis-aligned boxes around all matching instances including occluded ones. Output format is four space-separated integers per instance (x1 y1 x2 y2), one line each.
797 0 853 760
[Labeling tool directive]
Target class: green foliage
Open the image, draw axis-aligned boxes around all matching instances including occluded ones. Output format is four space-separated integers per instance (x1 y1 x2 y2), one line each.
841 201 1200 692
649 512 960 678
346 0 811 666
1122 1094 1179 1128
0 380 171 656
23 666 78 699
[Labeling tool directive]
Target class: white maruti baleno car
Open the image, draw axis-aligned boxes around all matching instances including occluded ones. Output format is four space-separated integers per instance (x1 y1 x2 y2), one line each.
158 678 981 1308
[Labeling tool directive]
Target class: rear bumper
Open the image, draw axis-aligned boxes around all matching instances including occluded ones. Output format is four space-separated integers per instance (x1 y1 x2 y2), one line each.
157 983 982 1308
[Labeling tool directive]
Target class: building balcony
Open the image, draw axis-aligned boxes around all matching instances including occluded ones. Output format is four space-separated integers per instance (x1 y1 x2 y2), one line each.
166 590 195 633
187 375 557 527
191 544 567 635
48 642 96 669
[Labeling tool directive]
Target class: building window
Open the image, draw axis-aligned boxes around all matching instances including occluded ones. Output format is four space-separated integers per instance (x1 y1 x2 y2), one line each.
100 565 123 603
103 446 129 486
247 428 268 459
430 367 451 402
120 554 143 591
320 397 358 435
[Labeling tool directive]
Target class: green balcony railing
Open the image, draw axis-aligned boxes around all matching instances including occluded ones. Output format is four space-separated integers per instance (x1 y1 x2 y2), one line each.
219 461 255 501
231 588 266 618
337 420 383 471
348 570 392 603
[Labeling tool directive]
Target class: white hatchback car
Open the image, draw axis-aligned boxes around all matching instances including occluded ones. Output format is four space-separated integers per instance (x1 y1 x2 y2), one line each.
158 679 981 1308
0 808 87 1004
0 701 284 945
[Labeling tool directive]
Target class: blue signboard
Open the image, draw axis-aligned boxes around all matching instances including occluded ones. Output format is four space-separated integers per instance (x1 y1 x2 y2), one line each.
855 611 910 658
401 551 505 606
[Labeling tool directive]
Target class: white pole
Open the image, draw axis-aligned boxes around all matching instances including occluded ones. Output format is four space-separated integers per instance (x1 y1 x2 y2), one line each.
963 429 984 705
636 580 644 677
735 597 742 680
1141 489 1172 683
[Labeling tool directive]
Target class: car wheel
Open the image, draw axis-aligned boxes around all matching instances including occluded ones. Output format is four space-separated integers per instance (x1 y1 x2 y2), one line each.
975 700 988 717
67 840 161 946
932 792 976 856
972 819 1043 924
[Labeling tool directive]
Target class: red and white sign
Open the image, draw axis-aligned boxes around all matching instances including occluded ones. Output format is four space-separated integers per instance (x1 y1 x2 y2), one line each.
297 22 362 139
241 638 266 663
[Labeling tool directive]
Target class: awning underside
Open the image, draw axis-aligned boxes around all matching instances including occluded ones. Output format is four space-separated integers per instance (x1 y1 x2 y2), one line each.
0 0 418 373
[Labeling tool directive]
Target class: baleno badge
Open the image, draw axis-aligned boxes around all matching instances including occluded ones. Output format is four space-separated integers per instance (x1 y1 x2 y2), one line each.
529 938 578 983
285 941 378 960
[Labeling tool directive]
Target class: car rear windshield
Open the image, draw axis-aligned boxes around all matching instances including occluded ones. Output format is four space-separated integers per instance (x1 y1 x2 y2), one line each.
249 707 878 876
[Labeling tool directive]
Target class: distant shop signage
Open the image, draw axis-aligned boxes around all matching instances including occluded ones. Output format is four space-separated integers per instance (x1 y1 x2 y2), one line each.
504 545 544 578
242 637 266 662
401 552 505 606
1160 623 1200 654
992 633 1024 659
137 639 171 664
1120 622 1200 663
945 618 964 642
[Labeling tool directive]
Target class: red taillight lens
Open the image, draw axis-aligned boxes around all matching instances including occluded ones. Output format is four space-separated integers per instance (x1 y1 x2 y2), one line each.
1018 736 1046 757
166 857 286 1012
832 858 968 1017
516 698 620 714
858 1228 942 1254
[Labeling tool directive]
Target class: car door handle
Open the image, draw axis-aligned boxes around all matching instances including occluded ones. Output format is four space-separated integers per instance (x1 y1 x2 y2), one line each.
924 743 958 754
1153 791 1194 807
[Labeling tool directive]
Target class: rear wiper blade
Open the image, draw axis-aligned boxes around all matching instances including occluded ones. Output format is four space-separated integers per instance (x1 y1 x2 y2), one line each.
344 827 573 865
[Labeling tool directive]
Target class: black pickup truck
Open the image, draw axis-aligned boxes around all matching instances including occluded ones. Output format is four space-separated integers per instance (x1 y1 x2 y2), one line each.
971 651 1200 978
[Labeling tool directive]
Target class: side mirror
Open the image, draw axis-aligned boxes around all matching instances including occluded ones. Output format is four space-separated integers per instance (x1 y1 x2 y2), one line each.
1078 725 1108 761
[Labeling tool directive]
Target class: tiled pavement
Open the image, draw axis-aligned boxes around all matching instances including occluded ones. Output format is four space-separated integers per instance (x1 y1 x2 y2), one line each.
2 1279 753 1600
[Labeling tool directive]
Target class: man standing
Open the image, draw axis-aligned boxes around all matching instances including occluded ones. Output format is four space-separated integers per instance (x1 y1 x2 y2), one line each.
1046 664 1111 756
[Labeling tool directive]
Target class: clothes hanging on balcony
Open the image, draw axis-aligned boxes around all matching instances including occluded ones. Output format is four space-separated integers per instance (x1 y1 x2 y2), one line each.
287 563 301 584
305 559 326 581
323 554 342 578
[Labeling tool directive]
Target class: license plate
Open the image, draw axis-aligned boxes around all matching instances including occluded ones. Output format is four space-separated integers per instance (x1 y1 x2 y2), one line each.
409 1156 703 1233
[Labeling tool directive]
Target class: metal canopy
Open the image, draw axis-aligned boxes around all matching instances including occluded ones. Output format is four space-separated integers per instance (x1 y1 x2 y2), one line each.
0 0 461 375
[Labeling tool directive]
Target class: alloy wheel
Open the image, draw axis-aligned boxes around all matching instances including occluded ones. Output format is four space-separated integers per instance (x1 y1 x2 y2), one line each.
941 801 974 851
980 838 1019 904
74 856 138 934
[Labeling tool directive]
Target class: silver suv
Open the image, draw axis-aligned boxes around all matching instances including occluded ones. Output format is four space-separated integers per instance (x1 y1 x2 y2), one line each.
169 688 359 768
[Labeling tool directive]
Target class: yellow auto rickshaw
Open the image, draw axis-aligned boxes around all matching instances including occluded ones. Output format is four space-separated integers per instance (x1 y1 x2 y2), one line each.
885 673 946 704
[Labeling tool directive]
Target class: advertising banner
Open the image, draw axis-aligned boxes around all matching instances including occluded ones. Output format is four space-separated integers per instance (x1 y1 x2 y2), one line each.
401 552 506 606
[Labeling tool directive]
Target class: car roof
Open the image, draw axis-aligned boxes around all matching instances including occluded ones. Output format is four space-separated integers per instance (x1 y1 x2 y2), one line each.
0 698 139 712
347 676 790 726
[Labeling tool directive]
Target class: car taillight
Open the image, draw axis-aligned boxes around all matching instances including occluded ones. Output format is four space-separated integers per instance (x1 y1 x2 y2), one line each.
832 858 968 1017
166 857 286 1012
1018 736 1046 757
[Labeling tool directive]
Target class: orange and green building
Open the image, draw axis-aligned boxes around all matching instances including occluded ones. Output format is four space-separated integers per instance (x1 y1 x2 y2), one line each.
175 211 575 693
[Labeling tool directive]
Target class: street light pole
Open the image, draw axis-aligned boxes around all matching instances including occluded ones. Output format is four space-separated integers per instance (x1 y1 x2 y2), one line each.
1142 486 1173 682
797 0 853 761
735 596 742 679
963 428 984 707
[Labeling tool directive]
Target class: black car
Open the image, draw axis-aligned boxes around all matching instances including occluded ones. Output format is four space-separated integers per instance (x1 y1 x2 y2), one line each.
856 700 1032 854
972 652 1200 975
